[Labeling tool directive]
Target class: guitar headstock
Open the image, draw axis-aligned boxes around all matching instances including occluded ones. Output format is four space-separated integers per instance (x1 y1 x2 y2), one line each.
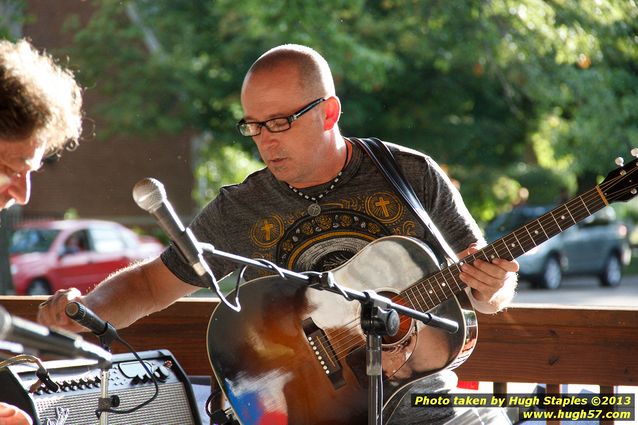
600 149 638 203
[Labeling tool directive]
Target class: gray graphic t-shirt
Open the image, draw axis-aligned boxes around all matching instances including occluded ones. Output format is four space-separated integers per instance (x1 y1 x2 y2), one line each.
161 140 484 285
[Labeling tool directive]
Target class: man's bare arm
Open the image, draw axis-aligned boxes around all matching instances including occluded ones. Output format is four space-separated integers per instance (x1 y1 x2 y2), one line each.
37 257 198 332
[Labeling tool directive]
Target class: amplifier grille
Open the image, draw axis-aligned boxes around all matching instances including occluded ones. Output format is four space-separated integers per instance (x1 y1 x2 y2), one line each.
35 382 196 425
0 350 202 425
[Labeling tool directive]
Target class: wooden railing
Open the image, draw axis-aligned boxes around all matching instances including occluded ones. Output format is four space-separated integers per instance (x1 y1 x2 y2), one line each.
2 296 637 423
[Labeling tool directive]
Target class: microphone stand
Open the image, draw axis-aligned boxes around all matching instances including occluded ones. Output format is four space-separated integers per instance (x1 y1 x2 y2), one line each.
198 243 458 425
94 323 118 425
65 302 120 425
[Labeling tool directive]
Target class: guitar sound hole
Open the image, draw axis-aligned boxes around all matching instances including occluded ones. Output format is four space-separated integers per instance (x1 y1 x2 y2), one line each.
377 290 413 345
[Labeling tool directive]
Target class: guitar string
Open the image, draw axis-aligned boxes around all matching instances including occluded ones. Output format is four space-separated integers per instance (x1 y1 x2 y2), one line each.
378 187 591 332
323 194 597 358
313 170 636 361
322 184 616 360
406 178 616 309
334 207 604 360
485 168 631 268
405 166 631 312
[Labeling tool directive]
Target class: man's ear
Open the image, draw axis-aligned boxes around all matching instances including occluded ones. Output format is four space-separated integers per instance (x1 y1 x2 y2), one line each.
323 96 341 131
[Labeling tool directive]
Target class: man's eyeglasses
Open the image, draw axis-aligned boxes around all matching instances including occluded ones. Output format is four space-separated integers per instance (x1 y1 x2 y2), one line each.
236 97 326 137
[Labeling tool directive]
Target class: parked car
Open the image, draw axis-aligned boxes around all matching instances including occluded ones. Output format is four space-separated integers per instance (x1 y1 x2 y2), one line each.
10 219 165 295
484 205 632 289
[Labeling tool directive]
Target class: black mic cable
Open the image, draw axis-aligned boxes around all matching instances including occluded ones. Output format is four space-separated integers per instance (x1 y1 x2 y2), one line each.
64 302 159 418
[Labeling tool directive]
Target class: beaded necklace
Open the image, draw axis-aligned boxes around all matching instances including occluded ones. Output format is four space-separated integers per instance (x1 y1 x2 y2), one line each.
288 143 349 217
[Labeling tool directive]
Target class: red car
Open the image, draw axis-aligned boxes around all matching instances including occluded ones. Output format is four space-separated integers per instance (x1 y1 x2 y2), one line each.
10 219 165 295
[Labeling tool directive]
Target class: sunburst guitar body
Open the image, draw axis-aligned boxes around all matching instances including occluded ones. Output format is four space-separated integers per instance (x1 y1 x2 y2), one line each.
207 236 477 425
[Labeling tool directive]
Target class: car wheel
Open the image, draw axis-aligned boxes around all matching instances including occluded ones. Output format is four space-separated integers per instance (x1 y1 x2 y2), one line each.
599 255 622 287
538 256 562 290
27 279 52 295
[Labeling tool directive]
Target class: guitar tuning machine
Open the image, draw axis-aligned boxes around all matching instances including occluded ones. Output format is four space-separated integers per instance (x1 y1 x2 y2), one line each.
617 149 638 166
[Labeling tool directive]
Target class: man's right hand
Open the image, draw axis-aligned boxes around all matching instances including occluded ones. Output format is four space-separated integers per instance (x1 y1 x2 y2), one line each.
36 288 85 332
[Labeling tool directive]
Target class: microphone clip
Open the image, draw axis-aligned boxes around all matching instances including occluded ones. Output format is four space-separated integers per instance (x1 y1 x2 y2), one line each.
95 322 118 352
34 366 60 393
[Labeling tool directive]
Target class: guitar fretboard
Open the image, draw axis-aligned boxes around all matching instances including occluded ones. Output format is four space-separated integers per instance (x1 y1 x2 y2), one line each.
401 186 608 312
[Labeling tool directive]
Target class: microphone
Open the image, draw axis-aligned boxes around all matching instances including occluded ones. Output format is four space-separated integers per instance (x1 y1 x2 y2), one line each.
0 306 111 367
132 177 211 277
65 302 118 342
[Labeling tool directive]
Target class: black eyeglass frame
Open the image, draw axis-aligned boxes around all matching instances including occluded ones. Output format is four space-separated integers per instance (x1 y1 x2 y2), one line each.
236 97 326 137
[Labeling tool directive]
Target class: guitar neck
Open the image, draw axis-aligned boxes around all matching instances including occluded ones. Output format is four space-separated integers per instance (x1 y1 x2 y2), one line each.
404 185 608 311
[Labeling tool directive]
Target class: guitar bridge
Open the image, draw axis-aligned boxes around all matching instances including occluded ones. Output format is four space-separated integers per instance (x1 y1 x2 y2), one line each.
302 318 345 389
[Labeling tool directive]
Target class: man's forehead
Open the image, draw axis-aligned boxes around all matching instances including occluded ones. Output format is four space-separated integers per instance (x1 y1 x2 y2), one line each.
241 76 306 120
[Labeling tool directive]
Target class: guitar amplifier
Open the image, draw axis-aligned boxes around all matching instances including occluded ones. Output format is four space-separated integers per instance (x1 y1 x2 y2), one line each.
0 349 202 425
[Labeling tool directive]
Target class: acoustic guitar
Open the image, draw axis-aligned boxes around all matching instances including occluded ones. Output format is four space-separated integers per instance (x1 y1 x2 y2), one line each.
207 153 638 424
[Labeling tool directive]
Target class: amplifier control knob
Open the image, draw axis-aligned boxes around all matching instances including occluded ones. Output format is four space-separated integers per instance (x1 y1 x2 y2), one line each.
132 373 147 385
154 366 169 381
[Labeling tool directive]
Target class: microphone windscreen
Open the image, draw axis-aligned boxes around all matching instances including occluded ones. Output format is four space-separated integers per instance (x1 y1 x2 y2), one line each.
133 178 166 211
64 301 82 319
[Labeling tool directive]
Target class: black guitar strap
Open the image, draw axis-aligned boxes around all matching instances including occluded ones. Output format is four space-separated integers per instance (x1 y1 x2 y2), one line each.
349 137 459 264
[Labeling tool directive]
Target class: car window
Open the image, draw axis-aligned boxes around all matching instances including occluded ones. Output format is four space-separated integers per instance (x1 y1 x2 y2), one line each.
10 228 60 254
119 229 139 249
63 230 90 254
485 206 552 240
89 227 127 253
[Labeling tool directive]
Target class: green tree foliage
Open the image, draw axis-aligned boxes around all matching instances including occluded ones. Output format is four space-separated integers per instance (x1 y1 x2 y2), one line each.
58 0 638 219
0 0 27 39
192 135 263 206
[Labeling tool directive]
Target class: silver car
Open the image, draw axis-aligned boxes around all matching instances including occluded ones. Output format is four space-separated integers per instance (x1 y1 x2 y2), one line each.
484 205 632 289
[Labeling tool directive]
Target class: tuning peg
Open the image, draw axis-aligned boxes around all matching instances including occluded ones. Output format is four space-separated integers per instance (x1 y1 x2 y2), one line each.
632 148 638 158
615 157 624 166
